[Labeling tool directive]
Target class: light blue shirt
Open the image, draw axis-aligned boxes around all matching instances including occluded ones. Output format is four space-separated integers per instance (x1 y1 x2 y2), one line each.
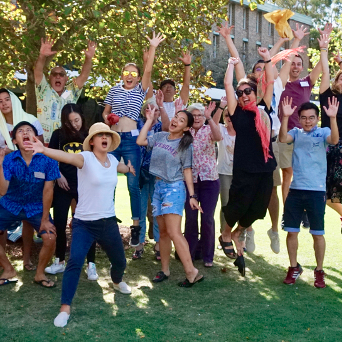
288 126 331 191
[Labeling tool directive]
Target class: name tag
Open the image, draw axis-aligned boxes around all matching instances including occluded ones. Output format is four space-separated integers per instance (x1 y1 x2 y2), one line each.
61 90 71 99
34 172 45 179
300 81 309 87
131 129 139 137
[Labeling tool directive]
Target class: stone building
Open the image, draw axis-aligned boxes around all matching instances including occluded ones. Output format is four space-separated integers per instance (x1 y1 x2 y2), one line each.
203 0 313 89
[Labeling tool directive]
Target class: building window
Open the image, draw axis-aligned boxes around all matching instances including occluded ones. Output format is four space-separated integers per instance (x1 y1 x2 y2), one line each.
258 12 262 34
242 41 248 63
213 33 219 59
243 8 247 30
228 4 233 26
268 22 272 36
256 12 259 33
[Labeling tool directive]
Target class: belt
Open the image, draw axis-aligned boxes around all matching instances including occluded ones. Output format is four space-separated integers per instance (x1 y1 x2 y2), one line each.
271 135 278 142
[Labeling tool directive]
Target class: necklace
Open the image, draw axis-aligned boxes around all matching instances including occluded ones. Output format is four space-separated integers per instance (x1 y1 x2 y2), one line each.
94 154 109 167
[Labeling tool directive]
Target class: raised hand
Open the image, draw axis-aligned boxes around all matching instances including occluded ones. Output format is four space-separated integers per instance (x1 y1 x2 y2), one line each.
333 51 342 65
147 32 165 48
318 22 333 37
317 34 330 50
84 40 97 59
204 101 216 120
155 89 164 108
40 37 57 57
323 96 339 118
258 47 271 61
145 104 156 121
218 23 234 38
220 96 227 109
179 50 192 65
282 96 297 117
292 23 309 41
127 160 136 176
228 57 239 66
143 48 149 65
174 97 183 114
23 136 45 155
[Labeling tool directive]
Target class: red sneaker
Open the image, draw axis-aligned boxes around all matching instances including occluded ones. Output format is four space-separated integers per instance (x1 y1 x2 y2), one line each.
283 264 303 285
314 269 326 288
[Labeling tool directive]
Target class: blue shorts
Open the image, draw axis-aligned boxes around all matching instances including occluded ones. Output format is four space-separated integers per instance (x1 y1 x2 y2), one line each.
152 180 186 217
283 189 326 235
0 205 53 235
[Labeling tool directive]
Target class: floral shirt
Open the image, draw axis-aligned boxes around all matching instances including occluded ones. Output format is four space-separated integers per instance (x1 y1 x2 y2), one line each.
36 75 83 143
190 125 219 182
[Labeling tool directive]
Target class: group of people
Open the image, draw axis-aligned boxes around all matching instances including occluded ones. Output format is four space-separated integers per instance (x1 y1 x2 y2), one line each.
0 21 341 328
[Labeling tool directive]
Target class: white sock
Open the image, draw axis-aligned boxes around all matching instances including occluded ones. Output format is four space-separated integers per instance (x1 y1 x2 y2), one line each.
54 312 70 327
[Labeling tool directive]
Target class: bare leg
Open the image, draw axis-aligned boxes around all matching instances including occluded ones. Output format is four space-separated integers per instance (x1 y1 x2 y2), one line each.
281 167 293 204
156 216 171 276
268 187 279 232
312 235 325 271
286 232 298 267
22 221 34 267
60 304 70 314
0 231 7 251
231 225 247 256
0 243 17 283
326 200 342 216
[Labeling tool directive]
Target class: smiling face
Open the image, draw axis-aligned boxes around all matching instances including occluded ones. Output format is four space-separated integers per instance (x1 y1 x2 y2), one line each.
290 56 303 81
68 112 82 131
13 124 36 149
237 84 256 107
169 111 189 134
0 92 12 116
49 67 68 95
299 109 318 132
161 83 176 101
90 133 113 152
121 65 140 90
191 109 205 131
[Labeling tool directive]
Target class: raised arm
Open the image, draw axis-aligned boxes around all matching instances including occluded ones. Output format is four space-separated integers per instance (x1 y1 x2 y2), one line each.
204 101 222 141
34 37 57 85
143 49 154 99
333 51 342 71
324 96 339 145
0 150 9 196
24 137 84 168
218 23 245 82
136 106 155 146
75 40 97 89
279 97 296 143
179 51 192 105
156 90 170 131
224 58 239 115
213 96 227 125
141 32 165 91
258 47 273 109
269 37 289 79
318 34 331 94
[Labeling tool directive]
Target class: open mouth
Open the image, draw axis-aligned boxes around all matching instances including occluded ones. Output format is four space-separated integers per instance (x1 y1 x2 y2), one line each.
23 137 30 142
55 81 61 87
102 141 108 148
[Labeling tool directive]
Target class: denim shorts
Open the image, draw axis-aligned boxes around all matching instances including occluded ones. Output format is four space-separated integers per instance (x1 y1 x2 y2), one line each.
152 179 186 217
0 204 53 235
283 189 326 235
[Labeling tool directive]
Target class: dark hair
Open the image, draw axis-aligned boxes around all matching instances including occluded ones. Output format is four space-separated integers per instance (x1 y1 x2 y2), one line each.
0 88 10 95
160 79 176 89
237 76 257 94
122 63 141 77
297 102 319 118
293 54 304 64
60 104 88 143
12 121 38 146
177 110 194 152
251 59 264 73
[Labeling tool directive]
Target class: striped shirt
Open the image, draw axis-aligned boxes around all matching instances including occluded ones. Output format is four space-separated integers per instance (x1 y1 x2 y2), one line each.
104 83 147 122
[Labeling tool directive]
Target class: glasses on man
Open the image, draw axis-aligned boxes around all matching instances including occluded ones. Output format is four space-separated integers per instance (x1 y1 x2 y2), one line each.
96 133 112 138
122 71 138 78
236 87 253 98
300 116 317 122
51 72 67 77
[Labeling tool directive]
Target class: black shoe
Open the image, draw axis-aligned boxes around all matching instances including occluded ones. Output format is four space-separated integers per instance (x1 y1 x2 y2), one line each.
234 255 245 277
130 225 141 247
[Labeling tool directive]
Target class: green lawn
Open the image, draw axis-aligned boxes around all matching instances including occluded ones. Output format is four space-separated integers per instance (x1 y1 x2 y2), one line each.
2 174 342 341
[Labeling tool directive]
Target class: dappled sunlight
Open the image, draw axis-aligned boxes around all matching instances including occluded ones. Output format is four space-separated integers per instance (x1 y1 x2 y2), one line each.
160 298 169 307
135 328 146 338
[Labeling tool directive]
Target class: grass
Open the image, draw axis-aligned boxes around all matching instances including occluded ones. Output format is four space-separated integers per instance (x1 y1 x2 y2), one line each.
2 174 342 342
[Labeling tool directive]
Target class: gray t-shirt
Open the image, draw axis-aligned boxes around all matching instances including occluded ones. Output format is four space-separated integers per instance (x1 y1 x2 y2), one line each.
147 132 192 182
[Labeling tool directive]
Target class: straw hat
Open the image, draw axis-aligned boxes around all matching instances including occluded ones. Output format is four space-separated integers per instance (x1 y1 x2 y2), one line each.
83 122 121 152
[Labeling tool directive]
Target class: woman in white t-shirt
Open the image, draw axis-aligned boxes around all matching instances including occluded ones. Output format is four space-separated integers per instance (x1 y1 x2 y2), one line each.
25 122 135 328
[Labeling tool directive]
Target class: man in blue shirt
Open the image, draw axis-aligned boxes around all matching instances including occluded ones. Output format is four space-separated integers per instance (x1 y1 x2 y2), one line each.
0 121 60 287
279 98 339 288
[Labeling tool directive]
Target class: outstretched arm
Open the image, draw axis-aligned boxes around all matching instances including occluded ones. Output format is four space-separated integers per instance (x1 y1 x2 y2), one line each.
224 57 239 115
34 37 57 85
24 137 84 168
179 51 192 105
324 96 339 145
75 40 97 89
258 47 273 109
318 34 331 94
269 37 289 79
279 97 296 143
143 49 154 99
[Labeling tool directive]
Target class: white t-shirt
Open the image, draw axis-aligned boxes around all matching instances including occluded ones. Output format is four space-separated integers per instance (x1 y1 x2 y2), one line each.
163 101 176 120
217 124 235 176
0 120 44 149
270 76 285 136
75 151 119 220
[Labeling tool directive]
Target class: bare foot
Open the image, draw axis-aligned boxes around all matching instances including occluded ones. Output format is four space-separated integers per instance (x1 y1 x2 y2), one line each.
185 268 199 283
34 276 55 287
0 269 17 284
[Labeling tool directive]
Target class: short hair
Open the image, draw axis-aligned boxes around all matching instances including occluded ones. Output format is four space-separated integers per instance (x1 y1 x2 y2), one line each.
159 79 176 89
122 63 141 77
12 121 38 141
252 59 264 73
187 103 205 116
297 102 319 118
0 88 10 95
293 54 304 65
237 76 257 94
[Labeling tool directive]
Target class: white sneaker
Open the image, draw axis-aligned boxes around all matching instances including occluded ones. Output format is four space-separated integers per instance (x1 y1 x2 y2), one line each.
45 258 65 274
245 229 255 253
87 262 99 281
54 312 70 327
267 228 280 254
113 281 131 294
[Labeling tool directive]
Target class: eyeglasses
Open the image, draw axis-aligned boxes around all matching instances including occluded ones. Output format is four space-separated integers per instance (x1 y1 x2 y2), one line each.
51 72 66 77
300 116 317 122
123 71 138 77
96 133 112 138
236 87 253 97
192 114 203 119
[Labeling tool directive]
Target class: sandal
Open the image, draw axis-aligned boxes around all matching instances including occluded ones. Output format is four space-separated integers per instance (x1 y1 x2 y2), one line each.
218 236 237 259
204 262 213 268
152 271 169 283
34 279 56 288
24 263 36 271
178 274 204 288
154 246 161 261
132 247 144 260
233 255 245 277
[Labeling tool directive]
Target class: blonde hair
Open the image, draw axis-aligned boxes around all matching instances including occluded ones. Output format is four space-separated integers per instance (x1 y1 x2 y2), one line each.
331 70 342 94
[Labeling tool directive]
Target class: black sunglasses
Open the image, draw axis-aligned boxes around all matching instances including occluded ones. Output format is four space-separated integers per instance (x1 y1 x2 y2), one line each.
236 87 253 98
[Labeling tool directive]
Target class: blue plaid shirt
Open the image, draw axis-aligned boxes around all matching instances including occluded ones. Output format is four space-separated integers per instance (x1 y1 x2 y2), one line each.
0 151 60 218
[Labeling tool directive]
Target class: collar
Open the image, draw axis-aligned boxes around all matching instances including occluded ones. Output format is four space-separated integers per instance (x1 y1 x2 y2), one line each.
303 125 318 134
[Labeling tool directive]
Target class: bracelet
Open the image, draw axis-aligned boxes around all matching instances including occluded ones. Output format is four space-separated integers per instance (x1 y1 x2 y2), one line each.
264 59 271 63
320 48 328 51
207 117 212 121
159 106 164 109
219 106 225 110
184 64 191 66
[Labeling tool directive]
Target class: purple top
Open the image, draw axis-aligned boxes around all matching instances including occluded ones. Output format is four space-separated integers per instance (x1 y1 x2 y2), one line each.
279 75 313 130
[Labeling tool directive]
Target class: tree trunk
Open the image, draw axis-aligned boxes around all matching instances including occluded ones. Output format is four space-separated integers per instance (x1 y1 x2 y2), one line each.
25 64 37 116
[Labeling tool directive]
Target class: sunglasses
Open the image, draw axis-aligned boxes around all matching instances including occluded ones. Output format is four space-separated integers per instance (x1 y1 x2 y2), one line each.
224 114 230 117
96 133 112 138
123 71 138 77
236 87 253 97
254 67 263 72
51 72 66 77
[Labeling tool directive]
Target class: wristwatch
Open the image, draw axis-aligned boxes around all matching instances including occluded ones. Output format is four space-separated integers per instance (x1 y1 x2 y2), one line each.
189 194 198 200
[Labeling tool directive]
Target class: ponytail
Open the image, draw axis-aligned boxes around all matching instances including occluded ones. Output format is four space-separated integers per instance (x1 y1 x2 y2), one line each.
177 110 194 152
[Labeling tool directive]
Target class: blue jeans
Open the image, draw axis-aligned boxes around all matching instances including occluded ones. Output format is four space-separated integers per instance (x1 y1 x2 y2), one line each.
110 132 141 221
139 174 159 243
61 217 126 306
